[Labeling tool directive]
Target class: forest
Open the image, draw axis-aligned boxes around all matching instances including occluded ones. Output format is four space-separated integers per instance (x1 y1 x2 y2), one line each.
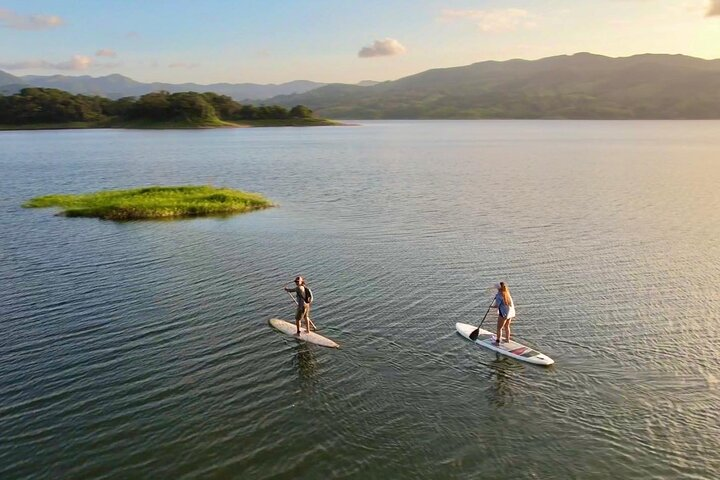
0 88 317 126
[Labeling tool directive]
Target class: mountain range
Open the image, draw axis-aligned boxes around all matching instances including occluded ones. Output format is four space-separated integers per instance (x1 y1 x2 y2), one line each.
3 53 720 118
271 52 720 119
0 71 327 100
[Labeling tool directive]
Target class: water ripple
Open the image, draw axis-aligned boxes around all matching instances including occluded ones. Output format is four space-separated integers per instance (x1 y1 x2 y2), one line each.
1 122 719 479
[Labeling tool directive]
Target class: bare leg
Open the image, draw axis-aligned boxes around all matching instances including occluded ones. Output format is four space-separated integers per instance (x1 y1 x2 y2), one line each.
496 315 505 344
306 305 316 331
295 318 301 335
302 305 311 332
503 319 512 343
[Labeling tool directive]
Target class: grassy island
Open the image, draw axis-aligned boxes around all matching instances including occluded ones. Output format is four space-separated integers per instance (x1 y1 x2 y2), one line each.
24 185 274 220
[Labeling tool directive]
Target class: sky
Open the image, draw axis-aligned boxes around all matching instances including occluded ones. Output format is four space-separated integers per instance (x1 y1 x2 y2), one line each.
1 0 719 85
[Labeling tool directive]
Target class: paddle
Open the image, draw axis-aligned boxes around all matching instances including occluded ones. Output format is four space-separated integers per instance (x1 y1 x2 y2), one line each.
469 300 494 341
284 283 317 331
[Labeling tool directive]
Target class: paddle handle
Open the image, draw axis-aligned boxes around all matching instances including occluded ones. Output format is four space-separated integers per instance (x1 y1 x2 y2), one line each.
285 289 298 305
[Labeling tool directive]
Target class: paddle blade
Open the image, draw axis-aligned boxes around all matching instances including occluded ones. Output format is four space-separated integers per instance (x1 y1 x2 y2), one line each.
469 328 479 341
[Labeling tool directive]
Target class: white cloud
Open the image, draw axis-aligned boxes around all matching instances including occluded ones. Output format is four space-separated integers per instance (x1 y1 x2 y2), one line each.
0 8 64 30
0 55 92 71
96 49 117 58
59 55 92 70
708 0 720 15
440 8 536 32
358 38 407 58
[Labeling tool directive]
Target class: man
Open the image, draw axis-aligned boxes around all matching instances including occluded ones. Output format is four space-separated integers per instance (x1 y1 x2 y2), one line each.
284 276 314 335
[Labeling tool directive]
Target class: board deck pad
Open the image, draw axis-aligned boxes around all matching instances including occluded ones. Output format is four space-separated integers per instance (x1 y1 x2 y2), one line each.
269 318 339 349
456 322 554 366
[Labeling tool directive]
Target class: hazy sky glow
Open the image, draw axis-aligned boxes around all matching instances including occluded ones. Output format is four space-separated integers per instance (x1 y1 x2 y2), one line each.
0 0 719 84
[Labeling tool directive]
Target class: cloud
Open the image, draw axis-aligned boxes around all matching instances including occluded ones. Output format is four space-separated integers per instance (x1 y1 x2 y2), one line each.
439 8 536 32
0 8 64 30
0 55 93 71
59 55 93 70
708 0 720 16
358 38 407 58
96 49 117 58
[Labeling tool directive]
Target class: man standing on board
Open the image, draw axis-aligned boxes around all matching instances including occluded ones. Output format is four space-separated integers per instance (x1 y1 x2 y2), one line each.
284 276 314 335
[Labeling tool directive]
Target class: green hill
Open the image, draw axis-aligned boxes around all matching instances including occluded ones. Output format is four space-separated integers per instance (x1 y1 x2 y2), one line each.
270 53 720 119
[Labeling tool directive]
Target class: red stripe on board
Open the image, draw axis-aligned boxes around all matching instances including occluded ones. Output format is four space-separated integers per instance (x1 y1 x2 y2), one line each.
510 347 528 355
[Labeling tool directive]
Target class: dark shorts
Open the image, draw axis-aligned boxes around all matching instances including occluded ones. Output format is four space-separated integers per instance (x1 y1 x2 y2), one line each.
295 304 309 321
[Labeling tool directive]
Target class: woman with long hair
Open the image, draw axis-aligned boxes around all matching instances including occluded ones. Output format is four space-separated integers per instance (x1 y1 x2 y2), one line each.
493 282 516 344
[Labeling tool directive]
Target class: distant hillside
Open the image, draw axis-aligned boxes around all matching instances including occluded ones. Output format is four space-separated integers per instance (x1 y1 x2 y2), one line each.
1 83 26 95
0 70 23 87
270 53 720 119
20 73 143 98
0 71 27 95
0 71 327 100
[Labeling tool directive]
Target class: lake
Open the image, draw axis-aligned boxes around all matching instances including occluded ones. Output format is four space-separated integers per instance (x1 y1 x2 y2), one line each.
1 121 718 479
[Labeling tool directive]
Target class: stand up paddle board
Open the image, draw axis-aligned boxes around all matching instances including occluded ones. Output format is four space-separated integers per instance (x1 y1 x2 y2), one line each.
269 318 339 349
456 322 554 366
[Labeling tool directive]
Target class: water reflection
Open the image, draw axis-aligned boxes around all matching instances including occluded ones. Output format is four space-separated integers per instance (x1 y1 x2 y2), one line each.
292 342 319 392
486 356 523 407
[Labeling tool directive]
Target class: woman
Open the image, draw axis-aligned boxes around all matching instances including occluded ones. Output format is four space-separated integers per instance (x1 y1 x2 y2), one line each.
493 282 516 344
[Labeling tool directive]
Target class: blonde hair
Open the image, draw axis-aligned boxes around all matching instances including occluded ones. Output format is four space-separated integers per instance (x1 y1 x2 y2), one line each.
499 282 512 307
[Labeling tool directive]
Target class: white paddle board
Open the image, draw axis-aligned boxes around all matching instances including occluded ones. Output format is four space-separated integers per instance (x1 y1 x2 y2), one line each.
269 318 339 349
456 322 554 366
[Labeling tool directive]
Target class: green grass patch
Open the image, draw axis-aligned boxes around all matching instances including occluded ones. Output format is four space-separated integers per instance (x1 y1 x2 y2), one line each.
24 185 274 220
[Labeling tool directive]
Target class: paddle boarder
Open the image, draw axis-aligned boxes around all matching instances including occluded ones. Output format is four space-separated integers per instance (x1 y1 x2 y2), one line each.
493 282 516 344
284 276 314 335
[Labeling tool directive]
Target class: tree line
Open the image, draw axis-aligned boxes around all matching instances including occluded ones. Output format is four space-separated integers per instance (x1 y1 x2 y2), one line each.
0 88 316 125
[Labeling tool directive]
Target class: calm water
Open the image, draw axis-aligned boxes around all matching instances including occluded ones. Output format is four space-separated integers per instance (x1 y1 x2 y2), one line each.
1 121 719 479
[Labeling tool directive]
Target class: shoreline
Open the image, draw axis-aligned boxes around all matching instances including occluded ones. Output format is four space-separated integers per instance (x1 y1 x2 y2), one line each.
0 118 342 131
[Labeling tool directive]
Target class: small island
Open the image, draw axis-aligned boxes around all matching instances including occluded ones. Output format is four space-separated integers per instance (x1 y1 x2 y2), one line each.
23 185 274 220
0 88 339 130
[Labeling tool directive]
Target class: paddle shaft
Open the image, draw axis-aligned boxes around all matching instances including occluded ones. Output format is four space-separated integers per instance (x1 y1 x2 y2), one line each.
285 289 298 305
469 300 495 340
